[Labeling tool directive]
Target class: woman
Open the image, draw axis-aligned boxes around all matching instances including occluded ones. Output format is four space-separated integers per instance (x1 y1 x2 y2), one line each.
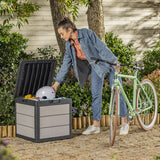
52 17 129 135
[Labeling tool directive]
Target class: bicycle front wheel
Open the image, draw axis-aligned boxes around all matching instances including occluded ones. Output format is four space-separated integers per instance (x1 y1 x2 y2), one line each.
109 87 119 146
136 79 158 130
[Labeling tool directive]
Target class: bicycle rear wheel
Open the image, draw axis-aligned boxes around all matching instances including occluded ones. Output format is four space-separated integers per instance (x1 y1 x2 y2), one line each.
136 79 158 130
109 87 119 146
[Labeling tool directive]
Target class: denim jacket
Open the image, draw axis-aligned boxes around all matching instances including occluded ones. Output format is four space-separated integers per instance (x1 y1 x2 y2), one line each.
54 28 117 85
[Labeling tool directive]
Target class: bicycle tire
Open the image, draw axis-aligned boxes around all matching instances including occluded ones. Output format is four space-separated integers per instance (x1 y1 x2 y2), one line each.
136 79 158 130
109 87 119 146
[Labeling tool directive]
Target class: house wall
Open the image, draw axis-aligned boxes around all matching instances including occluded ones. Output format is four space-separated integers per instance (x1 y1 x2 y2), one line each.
0 0 159 59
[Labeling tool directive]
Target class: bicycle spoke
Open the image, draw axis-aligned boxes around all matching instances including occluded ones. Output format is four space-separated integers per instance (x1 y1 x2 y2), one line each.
136 79 157 130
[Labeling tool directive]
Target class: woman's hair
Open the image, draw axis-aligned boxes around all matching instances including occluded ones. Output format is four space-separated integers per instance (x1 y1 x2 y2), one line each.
58 17 77 31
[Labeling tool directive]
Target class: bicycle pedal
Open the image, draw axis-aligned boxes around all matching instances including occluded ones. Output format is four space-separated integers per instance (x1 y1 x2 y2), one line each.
127 115 135 122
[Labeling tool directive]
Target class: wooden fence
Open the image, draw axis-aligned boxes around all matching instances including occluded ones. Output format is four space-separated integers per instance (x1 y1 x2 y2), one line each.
0 126 16 138
72 113 160 129
0 113 159 137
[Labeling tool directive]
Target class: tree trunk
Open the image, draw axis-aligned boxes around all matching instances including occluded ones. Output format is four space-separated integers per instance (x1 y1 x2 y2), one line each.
49 1 77 81
49 0 68 54
87 0 105 42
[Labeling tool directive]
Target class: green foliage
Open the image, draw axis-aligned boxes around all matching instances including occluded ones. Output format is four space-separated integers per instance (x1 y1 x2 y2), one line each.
56 81 133 117
0 0 39 28
0 24 32 70
59 0 90 21
140 41 160 77
0 88 15 126
56 82 92 117
105 32 136 75
34 46 63 74
0 24 33 125
123 82 134 103
0 24 33 85
0 140 19 160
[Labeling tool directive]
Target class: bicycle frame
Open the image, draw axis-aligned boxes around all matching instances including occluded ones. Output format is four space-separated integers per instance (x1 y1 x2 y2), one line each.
109 70 152 117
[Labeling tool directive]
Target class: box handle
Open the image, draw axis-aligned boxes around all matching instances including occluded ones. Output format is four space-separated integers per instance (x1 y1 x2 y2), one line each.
49 99 60 104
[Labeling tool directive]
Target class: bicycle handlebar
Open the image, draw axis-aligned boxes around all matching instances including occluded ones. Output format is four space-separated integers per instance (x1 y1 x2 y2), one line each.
90 57 144 69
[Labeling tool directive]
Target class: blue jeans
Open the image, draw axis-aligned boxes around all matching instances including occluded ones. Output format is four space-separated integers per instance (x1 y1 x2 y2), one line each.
91 67 127 121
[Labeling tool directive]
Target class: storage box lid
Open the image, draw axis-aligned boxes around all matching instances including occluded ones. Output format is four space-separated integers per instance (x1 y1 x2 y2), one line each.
14 59 56 98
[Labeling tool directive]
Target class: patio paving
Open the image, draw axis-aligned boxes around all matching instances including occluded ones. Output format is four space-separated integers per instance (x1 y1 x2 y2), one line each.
4 125 160 160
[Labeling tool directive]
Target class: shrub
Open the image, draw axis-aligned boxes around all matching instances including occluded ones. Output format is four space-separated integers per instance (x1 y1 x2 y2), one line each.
0 24 33 71
0 139 19 160
77 104 93 117
140 41 160 77
56 82 92 117
56 81 133 117
0 88 15 126
0 24 33 125
105 32 136 75
34 46 63 74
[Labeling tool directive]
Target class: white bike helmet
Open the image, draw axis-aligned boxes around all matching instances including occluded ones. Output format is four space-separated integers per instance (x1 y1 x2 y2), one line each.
36 86 55 99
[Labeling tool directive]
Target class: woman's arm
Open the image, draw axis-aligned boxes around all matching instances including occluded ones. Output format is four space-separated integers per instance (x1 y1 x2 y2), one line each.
54 44 72 84
52 81 60 94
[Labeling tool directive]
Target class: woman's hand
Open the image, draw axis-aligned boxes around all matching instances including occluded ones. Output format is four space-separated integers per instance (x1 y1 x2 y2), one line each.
52 82 60 94
114 62 120 73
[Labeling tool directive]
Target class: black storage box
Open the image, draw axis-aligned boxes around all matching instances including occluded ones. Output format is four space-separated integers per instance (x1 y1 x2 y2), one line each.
14 59 72 142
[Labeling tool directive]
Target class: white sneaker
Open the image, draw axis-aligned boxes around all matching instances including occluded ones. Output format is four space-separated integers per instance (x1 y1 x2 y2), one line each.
119 123 129 135
82 125 100 135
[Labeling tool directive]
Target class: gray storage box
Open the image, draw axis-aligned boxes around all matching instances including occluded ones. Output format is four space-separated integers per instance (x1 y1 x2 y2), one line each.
14 60 72 142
